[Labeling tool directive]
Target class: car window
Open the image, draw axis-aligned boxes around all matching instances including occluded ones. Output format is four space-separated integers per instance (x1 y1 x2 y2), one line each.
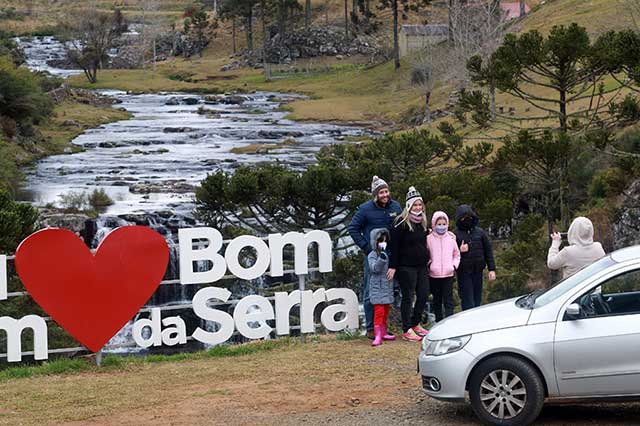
578 268 640 318
533 256 615 308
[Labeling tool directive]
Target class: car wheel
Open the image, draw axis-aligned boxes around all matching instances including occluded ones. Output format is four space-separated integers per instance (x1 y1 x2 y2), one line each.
468 355 545 426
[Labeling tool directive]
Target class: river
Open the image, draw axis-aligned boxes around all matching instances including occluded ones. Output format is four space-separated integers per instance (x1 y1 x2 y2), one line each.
17 36 367 354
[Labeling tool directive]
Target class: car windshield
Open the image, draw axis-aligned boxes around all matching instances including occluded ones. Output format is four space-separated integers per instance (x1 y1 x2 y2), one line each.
530 255 616 308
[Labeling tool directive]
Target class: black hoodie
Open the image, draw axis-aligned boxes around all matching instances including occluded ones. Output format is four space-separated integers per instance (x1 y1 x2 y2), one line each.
453 205 496 273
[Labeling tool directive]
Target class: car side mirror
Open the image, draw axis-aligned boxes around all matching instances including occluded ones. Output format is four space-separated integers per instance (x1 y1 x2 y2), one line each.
565 303 581 320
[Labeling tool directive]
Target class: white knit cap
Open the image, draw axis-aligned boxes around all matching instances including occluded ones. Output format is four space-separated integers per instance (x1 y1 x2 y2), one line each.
405 186 423 211
371 175 389 198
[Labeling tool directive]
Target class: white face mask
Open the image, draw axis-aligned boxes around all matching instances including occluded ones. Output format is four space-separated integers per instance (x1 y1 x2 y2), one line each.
378 242 387 250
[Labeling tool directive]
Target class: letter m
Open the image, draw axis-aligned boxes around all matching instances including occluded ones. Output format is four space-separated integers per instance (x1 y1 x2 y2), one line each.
268 231 333 277
0 315 48 362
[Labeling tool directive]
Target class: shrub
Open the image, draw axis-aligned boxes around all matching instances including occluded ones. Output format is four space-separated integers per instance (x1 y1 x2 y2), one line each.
0 55 52 129
58 191 88 212
589 167 628 199
88 188 114 210
0 190 38 252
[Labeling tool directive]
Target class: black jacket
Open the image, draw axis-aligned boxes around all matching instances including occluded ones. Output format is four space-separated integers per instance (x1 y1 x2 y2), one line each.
453 205 496 273
389 219 429 269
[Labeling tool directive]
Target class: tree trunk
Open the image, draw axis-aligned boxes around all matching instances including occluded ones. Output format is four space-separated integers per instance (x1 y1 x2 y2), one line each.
245 9 253 53
559 88 567 132
305 0 311 28
489 82 496 120
448 0 454 42
424 90 432 124
232 19 237 54
344 0 349 38
393 0 400 69
261 0 271 81
325 0 329 25
365 0 371 26
278 1 286 39
520 0 526 17
153 38 157 72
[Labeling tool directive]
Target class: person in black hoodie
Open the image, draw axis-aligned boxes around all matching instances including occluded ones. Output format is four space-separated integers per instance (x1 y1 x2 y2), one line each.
388 186 430 342
453 205 496 310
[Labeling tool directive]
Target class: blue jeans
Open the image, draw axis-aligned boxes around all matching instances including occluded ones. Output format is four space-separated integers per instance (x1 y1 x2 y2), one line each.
458 270 484 310
362 256 374 330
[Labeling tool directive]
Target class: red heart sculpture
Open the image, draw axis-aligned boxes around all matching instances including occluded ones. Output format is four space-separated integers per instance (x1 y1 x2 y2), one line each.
15 226 169 352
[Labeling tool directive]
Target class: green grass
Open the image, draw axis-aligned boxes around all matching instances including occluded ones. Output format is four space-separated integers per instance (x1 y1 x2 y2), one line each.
0 338 300 383
0 358 91 381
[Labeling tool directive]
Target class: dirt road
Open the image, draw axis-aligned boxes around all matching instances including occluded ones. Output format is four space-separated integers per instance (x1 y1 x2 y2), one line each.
2 337 639 426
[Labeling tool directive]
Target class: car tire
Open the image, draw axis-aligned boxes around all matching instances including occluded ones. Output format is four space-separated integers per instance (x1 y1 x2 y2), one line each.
468 355 545 426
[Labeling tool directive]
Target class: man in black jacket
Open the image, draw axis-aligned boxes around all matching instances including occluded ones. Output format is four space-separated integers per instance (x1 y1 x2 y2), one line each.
453 205 496 310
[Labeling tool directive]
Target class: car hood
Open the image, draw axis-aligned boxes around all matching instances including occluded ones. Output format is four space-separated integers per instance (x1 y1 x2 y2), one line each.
428 297 532 340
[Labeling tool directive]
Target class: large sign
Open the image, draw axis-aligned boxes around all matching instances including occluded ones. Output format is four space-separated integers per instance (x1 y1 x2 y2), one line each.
0 227 359 362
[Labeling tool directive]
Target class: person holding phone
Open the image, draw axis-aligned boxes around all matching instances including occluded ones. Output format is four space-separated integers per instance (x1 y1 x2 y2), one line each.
548 216 605 279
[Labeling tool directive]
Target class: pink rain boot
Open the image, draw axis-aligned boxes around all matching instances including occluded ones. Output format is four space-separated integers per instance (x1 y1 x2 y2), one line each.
371 325 383 346
382 325 396 341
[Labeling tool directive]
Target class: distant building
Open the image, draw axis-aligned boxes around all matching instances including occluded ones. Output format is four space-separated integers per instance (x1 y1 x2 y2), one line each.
500 2 531 20
399 24 449 57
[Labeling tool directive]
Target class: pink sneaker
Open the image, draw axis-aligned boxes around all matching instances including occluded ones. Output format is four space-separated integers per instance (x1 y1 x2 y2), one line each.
413 325 429 337
402 329 422 342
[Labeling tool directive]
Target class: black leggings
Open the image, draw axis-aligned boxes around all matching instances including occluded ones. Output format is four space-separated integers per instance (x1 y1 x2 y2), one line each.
430 276 455 322
397 265 429 332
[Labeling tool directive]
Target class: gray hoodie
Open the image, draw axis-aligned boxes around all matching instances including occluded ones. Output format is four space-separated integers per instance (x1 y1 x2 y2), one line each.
547 217 606 279
367 228 395 305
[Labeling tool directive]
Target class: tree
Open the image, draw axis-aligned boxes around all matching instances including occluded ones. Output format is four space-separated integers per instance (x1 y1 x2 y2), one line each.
65 7 127 83
410 44 449 124
378 0 431 70
446 0 510 101
0 30 24 65
495 130 577 232
0 56 51 132
462 24 617 135
184 4 217 57
138 0 167 71
196 163 357 249
268 0 301 40
197 127 492 246
220 0 258 53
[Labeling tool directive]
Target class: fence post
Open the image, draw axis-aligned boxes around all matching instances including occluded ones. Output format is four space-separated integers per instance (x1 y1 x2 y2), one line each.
298 274 306 343
96 349 103 367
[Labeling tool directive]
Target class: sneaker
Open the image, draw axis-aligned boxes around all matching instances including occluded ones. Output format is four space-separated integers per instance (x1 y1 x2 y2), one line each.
402 329 422 342
413 325 429 337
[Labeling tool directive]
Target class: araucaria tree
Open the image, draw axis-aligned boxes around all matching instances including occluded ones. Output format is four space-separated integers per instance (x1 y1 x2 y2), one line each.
460 24 619 134
66 7 127 83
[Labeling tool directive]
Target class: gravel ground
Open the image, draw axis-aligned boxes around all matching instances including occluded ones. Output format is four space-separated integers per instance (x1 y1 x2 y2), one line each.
269 395 640 426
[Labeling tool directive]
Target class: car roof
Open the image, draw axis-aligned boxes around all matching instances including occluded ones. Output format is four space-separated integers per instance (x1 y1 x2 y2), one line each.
610 245 640 263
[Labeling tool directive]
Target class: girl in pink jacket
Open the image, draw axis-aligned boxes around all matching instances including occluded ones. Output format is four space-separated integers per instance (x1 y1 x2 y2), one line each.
426 211 461 322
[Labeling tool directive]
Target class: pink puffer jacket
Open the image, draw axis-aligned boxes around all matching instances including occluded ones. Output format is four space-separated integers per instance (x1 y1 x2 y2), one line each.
426 211 461 278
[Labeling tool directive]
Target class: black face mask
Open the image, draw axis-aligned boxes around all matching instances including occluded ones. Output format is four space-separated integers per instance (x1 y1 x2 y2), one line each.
460 217 474 230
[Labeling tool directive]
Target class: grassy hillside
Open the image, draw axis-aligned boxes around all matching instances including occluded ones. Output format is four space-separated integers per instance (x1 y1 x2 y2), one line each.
3 0 634 130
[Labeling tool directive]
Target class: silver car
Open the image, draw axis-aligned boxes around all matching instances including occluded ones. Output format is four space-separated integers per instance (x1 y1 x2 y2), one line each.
418 245 640 426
